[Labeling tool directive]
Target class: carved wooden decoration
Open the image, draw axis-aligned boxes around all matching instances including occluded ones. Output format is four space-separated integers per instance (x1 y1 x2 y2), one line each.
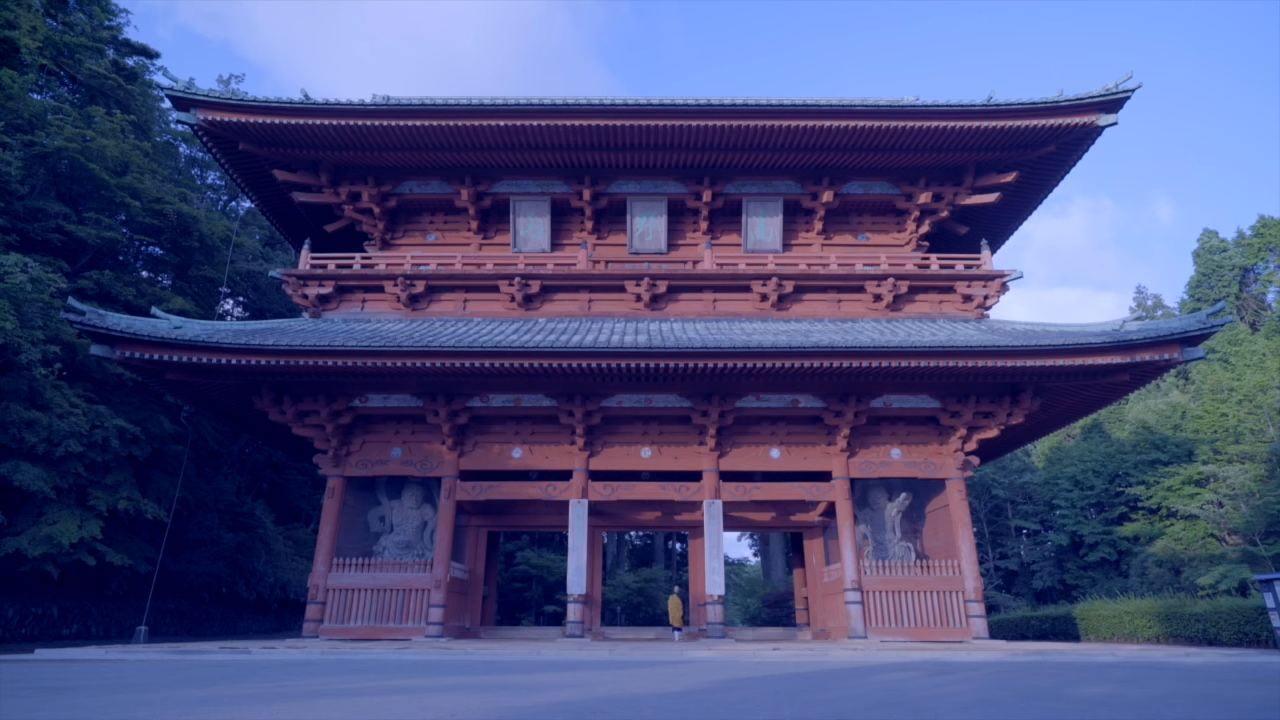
627 197 668 254
864 278 910 310
750 276 795 310
281 277 340 318
510 197 552 253
624 277 669 310
742 197 784 253
499 277 543 310
383 277 429 311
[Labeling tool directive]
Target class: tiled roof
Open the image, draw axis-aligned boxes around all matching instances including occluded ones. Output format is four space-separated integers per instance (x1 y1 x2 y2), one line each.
65 299 1228 354
162 76 1139 111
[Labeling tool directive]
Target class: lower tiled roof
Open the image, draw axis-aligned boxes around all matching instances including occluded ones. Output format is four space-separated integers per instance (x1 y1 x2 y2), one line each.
65 300 1229 354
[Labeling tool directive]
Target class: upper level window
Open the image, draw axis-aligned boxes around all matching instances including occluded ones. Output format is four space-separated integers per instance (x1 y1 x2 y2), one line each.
627 197 668 254
510 196 552 253
742 197 784 253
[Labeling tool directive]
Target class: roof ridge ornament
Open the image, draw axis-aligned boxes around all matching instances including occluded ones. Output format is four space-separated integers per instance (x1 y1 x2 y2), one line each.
158 67 199 93
149 306 185 329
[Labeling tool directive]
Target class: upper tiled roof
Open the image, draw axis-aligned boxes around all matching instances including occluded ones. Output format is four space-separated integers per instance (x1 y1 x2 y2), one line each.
162 75 1139 111
66 299 1228 355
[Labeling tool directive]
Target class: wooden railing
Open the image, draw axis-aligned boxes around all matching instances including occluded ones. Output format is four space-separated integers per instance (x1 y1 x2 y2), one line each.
298 247 994 273
329 557 431 574
860 559 962 577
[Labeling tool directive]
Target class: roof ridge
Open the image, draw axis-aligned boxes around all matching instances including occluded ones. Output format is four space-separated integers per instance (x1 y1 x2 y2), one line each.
159 75 1141 110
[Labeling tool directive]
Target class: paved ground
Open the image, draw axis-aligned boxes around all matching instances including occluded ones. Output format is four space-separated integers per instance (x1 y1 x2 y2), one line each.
2 641 1277 720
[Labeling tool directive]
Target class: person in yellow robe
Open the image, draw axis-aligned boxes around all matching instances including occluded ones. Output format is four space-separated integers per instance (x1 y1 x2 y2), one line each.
668 585 684 641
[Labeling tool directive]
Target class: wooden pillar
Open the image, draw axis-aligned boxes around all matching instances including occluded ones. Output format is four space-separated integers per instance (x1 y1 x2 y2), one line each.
832 475 868 639
688 526 707 633
791 535 809 630
465 527 488 632
302 474 346 638
801 528 826 636
565 497 589 638
946 477 990 639
703 498 726 639
588 526 605 634
481 530 500 626
425 471 459 639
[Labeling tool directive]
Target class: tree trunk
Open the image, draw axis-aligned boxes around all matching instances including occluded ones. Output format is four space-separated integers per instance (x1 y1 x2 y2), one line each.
654 532 667 573
760 532 790 589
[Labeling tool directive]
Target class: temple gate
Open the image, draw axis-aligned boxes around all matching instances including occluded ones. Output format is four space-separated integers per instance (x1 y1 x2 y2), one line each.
68 78 1227 641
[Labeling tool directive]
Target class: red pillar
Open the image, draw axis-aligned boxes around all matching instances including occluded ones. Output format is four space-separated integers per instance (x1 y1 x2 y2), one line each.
688 526 707 633
946 477 990 639
425 472 459 639
832 475 868 639
791 537 809 631
302 475 346 638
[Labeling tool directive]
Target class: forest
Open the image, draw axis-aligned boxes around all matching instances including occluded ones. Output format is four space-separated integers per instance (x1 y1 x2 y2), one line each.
1 0 1276 642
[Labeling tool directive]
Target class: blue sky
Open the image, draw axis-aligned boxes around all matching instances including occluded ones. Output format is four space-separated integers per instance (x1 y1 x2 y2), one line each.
121 0 1278 559
124 0 1279 323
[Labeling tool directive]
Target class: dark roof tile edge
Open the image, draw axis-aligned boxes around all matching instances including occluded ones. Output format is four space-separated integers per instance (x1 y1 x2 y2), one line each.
160 78 1141 111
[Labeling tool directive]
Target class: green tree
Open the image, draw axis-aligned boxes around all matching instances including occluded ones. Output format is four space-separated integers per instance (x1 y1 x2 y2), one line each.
0 0 315 639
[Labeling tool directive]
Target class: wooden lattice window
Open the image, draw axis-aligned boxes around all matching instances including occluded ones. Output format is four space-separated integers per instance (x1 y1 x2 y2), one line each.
742 197 784 253
627 197 668 254
510 197 552 253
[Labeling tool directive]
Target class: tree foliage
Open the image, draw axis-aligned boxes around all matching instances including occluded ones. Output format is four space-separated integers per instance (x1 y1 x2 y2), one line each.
974 216 1280 610
0 0 315 634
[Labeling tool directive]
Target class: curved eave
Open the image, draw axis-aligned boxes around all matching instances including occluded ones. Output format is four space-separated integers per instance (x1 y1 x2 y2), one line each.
167 85 1135 254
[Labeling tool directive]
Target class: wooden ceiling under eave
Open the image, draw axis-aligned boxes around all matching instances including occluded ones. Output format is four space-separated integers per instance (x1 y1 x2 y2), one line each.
117 345 1182 466
168 89 1134 257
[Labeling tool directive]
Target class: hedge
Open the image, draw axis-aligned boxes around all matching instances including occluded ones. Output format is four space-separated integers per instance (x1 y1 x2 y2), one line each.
0 596 302 644
989 595 1273 647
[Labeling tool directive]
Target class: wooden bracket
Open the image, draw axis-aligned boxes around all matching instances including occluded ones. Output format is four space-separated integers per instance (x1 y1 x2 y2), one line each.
557 395 603 452
750 276 796 310
254 389 357 471
864 278 910 310
281 277 340 318
954 279 1007 313
800 177 840 241
499 276 543 310
684 176 725 241
625 277 669 310
938 388 1038 455
821 396 871 453
422 395 471 453
570 176 609 240
453 176 493 240
384 276 429 311
689 395 737 452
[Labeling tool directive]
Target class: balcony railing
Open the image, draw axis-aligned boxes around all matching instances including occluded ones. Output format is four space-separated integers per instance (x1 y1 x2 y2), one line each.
298 247 995 273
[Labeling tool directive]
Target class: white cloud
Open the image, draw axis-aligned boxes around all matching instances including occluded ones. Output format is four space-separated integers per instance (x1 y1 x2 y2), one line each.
142 0 624 99
990 194 1176 323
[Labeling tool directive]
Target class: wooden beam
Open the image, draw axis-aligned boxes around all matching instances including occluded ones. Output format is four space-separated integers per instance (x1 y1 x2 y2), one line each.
291 191 344 205
272 169 324 186
956 192 1002 206
940 219 971 236
973 171 1019 187
322 217 355 233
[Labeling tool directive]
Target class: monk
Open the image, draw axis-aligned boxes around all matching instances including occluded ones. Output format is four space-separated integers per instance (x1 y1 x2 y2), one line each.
668 585 684 641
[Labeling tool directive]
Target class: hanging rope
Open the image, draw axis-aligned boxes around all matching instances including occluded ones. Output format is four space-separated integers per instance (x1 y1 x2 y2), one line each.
213 208 246 320
134 410 194 644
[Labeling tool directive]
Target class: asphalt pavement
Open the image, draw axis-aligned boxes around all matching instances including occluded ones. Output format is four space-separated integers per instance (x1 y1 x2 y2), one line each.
2 642 1277 720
